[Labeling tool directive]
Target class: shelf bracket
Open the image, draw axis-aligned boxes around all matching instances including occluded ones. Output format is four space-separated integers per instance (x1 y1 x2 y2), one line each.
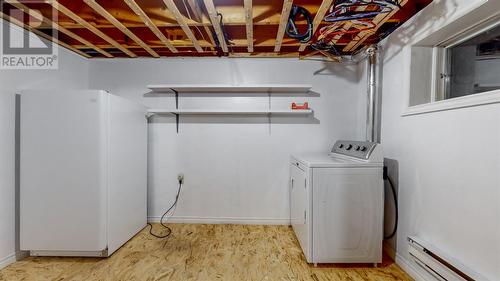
171 88 180 133
171 88 179 109
174 113 179 133
268 91 272 134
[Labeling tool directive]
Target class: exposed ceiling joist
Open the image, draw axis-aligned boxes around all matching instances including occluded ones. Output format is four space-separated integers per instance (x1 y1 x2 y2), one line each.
84 0 160 57
8 0 112 57
329 22 351 45
47 0 136 57
244 0 253 53
71 36 320 50
0 11 91 58
330 6 366 45
186 0 216 50
298 0 334 52
230 52 299 58
162 0 203 52
343 0 409 52
203 0 228 53
124 0 177 53
274 0 294 52
328 5 368 46
1 0 431 58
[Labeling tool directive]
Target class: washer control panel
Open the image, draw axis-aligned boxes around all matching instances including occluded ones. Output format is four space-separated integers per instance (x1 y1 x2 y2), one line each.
331 140 378 160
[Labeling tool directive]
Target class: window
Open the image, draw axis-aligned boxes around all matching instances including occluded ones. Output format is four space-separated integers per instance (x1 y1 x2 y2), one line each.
406 15 500 114
442 23 500 99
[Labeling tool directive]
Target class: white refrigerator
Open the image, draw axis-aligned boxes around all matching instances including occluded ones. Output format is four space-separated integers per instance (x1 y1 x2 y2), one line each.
20 90 147 257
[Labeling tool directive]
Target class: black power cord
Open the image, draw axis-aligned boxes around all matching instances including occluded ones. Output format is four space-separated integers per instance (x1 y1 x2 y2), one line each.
285 5 313 43
383 166 398 240
212 13 234 57
147 179 183 239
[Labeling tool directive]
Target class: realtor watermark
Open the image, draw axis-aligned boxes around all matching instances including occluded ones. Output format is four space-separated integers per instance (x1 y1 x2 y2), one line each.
1 0 58 69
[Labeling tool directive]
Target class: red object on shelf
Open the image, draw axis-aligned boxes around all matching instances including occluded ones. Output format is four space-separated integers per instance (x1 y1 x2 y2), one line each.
291 102 309 110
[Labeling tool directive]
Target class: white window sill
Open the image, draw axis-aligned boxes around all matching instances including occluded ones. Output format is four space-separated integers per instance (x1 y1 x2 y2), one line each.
402 89 500 116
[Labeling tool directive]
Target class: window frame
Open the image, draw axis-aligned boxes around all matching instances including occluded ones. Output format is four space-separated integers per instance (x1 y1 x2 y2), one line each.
403 14 500 116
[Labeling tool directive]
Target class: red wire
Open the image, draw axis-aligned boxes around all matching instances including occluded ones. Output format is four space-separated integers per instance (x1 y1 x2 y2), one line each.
318 20 376 42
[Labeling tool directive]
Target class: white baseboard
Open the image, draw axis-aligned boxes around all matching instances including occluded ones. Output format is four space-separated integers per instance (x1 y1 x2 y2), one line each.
16 250 29 260
0 252 16 270
396 252 433 281
0 250 29 270
148 216 290 225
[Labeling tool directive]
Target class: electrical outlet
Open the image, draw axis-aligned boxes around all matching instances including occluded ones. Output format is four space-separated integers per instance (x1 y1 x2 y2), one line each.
177 173 184 185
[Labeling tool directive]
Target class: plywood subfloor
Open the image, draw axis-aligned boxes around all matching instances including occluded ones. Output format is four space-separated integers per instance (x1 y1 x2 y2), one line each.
0 224 412 281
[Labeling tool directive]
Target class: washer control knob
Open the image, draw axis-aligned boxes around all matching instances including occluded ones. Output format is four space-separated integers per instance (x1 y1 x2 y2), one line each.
361 146 367 152
339 144 344 149
355 146 361 151
346 144 353 150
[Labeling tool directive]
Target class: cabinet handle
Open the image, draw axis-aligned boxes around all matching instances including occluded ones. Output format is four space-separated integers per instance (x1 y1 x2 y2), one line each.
291 178 294 189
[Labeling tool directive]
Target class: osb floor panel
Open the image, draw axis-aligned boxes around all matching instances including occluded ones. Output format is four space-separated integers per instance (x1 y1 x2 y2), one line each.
0 224 412 281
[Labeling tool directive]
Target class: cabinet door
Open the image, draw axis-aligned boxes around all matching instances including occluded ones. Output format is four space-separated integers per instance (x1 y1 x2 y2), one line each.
290 163 309 259
312 168 383 263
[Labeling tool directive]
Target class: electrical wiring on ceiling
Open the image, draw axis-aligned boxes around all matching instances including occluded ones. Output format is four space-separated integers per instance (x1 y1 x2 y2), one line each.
285 5 314 43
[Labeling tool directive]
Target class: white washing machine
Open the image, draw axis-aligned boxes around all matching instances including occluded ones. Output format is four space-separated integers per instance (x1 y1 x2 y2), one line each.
290 140 384 264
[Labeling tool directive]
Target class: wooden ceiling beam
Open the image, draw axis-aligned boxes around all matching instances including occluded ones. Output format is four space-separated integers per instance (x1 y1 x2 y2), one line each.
327 5 368 46
47 0 136 57
83 0 160 57
300 50 320 59
274 0 293 52
186 0 216 50
8 0 112 57
124 0 177 53
298 0 334 52
185 0 208 23
244 0 253 52
343 0 408 52
329 22 352 45
161 0 203 52
72 38 316 49
202 0 228 53
229 52 299 58
303 4 368 56
0 11 91 58
38 20 314 29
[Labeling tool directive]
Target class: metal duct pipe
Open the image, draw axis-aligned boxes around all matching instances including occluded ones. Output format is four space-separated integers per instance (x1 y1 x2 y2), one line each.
301 44 381 142
366 45 380 143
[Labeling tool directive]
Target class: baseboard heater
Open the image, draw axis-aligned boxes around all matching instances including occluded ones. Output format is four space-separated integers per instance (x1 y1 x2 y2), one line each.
407 236 487 281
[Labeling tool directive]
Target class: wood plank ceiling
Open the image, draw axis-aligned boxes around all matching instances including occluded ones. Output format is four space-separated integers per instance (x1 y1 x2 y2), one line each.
1 0 432 59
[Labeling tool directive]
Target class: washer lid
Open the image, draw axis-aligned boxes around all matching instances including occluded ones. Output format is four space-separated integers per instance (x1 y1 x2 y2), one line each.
291 153 383 168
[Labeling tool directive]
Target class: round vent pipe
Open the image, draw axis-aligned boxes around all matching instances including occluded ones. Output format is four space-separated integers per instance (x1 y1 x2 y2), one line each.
301 44 381 142
365 45 380 143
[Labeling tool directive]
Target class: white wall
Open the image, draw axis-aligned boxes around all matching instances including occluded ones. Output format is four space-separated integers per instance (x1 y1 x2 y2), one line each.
379 0 500 279
0 20 89 268
90 58 366 224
